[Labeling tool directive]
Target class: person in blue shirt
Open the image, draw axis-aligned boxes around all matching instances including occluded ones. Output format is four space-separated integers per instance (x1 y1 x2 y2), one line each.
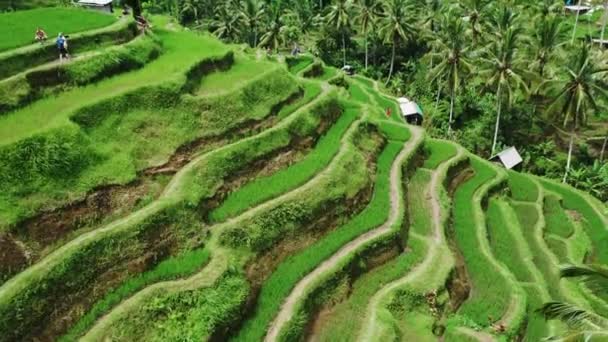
56 33 69 62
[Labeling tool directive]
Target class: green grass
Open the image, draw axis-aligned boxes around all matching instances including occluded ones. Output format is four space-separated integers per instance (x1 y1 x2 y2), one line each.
377 121 411 142
102 272 249 341
543 195 575 239
349 81 370 103
232 135 410 342
287 56 314 75
210 103 358 222
521 284 551 342
511 202 562 300
197 54 277 95
546 236 570 264
277 81 321 120
408 169 433 236
508 171 539 202
313 240 425 342
486 198 535 283
540 179 608 264
319 66 338 81
453 158 512 325
423 140 457 170
0 7 116 53
61 248 211 341
0 29 228 146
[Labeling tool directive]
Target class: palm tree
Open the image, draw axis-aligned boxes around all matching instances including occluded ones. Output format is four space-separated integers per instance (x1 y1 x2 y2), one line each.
542 43 608 183
258 3 286 52
428 10 472 135
480 26 529 157
599 0 608 46
530 15 566 77
487 4 519 39
459 0 490 45
125 0 142 19
325 0 353 67
540 264 608 338
240 0 266 47
181 0 202 24
571 0 583 44
378 0 415 85
354 0 379 70
212 2 243 42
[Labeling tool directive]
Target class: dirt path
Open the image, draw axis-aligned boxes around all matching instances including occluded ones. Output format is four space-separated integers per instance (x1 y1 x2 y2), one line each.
80 82 353 340
264 125 424 342
0 78 331 321
81 250 230 341
456 327 496 342
358 144 464 341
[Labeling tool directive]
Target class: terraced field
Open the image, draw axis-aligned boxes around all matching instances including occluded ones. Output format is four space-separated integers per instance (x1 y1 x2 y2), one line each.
0 14 606 342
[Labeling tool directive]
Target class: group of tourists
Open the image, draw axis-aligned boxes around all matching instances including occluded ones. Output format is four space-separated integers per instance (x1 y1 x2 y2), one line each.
34 27 70 62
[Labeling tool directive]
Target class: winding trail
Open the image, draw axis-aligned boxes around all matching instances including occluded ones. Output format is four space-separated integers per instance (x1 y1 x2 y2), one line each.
0 80 332 334
81 82 374 340
358 143 464 341
264 125 424 342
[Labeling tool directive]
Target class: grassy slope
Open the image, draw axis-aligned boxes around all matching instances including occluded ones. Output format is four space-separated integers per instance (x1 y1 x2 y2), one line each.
0 29 227 146
197 54 277 95
232 132 410 342
314 140 457 342
211 102 357 222
0 7 116 52
452 158 514 326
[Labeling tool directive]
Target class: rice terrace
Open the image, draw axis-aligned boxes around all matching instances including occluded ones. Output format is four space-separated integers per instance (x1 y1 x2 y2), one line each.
0 0 607 341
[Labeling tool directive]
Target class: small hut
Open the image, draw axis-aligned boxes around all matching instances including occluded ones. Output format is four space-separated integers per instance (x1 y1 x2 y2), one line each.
397 97 423 125
492 147 523 170
77 0 114 13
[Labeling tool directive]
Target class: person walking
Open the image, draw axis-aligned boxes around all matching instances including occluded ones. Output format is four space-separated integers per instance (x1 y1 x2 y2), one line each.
56 33 69 62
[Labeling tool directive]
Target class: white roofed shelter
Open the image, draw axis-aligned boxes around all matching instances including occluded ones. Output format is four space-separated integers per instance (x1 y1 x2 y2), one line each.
77 0 114 13
397 97 423 125
493 147 523 170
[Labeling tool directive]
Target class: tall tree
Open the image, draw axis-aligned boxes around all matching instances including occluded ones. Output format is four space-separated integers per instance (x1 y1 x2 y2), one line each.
428 10 472 135
240 0 266 47
354 0 379 70
459 0 490 44
325 0 354 67
258 2 286 52
530 14 565 77
125 0 142 19
480 26 529 156
212 2 243 42
378 0 415 84
542 43 608 183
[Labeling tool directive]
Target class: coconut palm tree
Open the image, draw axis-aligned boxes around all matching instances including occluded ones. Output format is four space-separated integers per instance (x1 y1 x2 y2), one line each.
354 0 379 70
530 14 566 77
212 2 243 42
378 0 416 85
240 0 266 47
542 42 608 183
125 0 142 18
599 0 608 46
258 2 286 52
459 0 490 45
181 0 202 23
325 0 354 67
428 10 472 135
540 264 608 339
480 26 529 157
